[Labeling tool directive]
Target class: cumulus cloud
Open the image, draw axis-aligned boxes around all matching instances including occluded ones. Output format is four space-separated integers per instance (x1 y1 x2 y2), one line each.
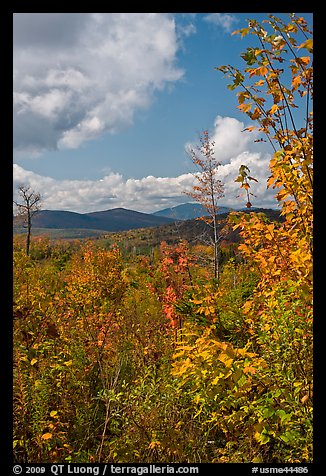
13 115 277 213
13 164 195 213
203 13 239 33
13 13 184 154
185 116 254 165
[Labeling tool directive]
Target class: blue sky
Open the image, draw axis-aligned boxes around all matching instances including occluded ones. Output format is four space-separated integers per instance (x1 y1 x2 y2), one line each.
13 12 313 213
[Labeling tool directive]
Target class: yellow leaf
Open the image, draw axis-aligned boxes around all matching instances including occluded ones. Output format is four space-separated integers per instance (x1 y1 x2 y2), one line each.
250 66 268 77
30 358 38 366
237 91 250 104
287 24 298 33
251 107 262 120
277 189 290 200
218 352 233 368
191 299 203 305
64 360 73 366
41 433 53 440
269 104 279 115
298 39 313 52
50 411 58 418
254 431 261 442
204 306 215 316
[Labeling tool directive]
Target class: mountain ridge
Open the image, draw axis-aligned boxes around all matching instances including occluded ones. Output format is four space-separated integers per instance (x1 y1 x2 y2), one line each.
13 203 280 235
14 207 175 233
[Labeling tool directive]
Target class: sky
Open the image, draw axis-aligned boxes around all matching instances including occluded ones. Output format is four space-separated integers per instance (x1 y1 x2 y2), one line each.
13 12 313 214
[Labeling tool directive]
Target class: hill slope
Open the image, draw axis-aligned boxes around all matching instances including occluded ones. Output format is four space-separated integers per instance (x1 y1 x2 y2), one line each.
100 208 283 253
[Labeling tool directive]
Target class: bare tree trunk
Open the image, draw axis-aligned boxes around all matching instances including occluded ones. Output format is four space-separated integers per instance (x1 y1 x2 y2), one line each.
214 240 219 281
26 212 31 256
212 214 219 281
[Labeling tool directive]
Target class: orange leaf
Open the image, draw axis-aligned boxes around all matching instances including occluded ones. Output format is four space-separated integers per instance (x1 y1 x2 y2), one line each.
267 176 275 188
259 66 268 76
298 56 311 65
292 75 301 90
41 433 53 440
238 102 252 113
301 394 309 404
250 66 268 77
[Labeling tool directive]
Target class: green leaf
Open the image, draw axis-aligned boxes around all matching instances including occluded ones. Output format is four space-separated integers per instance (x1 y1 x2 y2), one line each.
260 433 271 444
276 409 291 422
263 407 275 419
233 71 245 86
280 429 301 444
242 47 265 66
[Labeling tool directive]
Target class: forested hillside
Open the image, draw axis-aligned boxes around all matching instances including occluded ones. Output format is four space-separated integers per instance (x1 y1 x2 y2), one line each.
13 14 312 464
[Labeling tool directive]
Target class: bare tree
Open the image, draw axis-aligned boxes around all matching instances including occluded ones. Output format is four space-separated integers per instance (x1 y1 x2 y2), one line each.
185 130 225 280
13 185 41 256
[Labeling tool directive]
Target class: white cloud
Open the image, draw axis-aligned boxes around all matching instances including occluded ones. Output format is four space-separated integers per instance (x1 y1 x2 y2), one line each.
15 89 72 120
13 13 184 154
203 13 238 32
211 115 254 164
13 116 277 213
185 116 259 165
176 21 197 38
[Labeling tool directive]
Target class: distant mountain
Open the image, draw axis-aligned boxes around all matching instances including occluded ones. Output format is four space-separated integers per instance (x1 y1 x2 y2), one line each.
84 208 175 231
153 203 231 220
13 208 175 233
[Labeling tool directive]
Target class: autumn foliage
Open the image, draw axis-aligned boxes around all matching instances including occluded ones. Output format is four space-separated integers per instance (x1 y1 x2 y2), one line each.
13 14 312 464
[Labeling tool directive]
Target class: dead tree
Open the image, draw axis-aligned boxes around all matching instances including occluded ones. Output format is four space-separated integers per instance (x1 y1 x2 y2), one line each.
14 185 41 256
